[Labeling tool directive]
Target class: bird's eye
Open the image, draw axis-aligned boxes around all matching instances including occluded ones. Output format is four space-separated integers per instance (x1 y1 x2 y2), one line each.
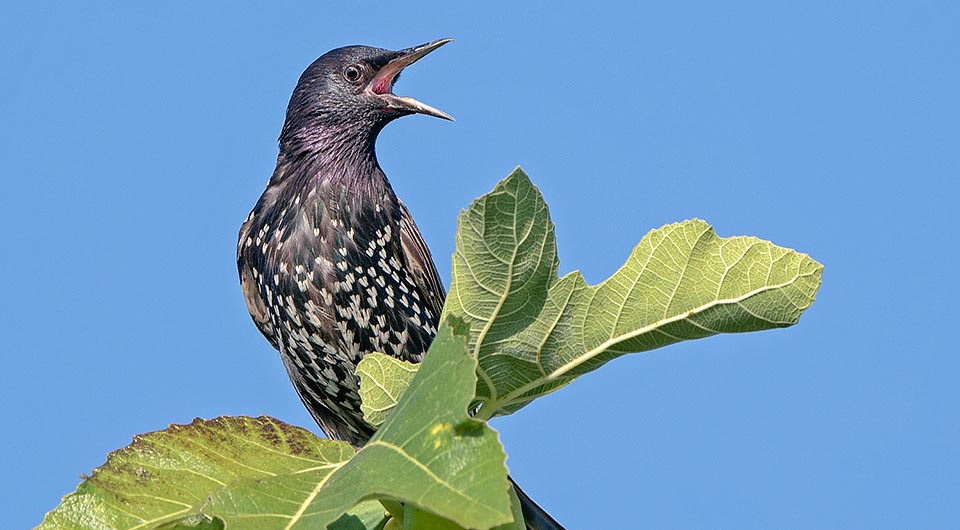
343 65 363 83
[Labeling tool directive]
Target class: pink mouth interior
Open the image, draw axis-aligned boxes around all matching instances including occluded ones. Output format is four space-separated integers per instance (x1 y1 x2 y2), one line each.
371 74 396 95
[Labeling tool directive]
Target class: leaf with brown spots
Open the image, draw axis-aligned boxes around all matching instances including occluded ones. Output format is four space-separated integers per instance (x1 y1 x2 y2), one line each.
36 416 367 530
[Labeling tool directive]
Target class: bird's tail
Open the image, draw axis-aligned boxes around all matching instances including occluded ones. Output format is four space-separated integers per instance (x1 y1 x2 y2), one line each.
510 476 567 530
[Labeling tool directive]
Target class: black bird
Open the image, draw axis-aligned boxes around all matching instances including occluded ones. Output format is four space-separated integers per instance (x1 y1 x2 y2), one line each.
237 39 564 530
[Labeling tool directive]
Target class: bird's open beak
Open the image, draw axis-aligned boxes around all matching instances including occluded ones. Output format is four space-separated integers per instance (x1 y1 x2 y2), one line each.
367 38 454 121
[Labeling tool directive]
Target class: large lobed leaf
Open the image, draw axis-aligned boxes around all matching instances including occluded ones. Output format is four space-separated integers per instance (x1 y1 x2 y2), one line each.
36 416 360 530
213 317 513 530
38 318 514 530
442 168 823 418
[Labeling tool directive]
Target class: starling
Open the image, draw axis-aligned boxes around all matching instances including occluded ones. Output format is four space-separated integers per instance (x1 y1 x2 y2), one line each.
237 39 564 530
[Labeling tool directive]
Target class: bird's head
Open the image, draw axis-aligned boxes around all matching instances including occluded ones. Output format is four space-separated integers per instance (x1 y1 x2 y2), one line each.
280 39 453 151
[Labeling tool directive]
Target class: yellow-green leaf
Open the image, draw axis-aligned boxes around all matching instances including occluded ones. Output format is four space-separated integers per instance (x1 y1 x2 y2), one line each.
443 168 823 418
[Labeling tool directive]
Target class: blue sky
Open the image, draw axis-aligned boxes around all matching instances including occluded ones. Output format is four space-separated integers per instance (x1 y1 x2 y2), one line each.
3 2 957 529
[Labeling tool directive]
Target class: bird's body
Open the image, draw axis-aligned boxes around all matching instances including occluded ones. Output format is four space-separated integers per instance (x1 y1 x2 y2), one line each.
238 40 564 530
237 138 443 445
237 41 449 445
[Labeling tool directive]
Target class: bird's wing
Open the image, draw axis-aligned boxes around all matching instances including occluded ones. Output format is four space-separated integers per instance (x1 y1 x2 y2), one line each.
237 156 293 350
237 210 279 349
397 200 446 324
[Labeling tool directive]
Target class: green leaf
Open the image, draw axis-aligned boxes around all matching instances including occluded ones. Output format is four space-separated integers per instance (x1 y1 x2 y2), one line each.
206 316 514 530
395 482 523 530
39 320 512 530
356 353 420 427
497 485 526 530
36 416 361 530
443 167 824 418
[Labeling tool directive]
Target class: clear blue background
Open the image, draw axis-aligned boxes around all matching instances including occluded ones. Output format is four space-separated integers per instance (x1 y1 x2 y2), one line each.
4 3 957 529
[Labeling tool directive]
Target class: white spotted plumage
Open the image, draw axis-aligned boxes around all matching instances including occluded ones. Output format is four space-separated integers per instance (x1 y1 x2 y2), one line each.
238 149 443 445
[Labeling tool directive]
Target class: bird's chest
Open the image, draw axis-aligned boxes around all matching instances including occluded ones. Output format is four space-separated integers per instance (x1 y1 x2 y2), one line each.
259 191 430 365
